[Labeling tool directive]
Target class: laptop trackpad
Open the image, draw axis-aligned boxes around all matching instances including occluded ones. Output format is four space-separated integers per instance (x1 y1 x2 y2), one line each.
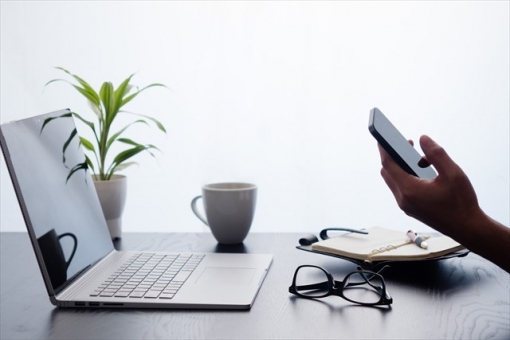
195 268 256 285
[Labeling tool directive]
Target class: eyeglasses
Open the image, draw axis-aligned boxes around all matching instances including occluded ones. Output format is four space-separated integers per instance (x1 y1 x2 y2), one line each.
289 265 393 306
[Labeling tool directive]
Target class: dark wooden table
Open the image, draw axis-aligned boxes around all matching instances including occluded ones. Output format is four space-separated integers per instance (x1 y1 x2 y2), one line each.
1 232 509 339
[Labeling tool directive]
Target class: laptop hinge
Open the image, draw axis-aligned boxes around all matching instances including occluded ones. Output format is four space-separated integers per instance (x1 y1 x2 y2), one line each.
55 249 122 301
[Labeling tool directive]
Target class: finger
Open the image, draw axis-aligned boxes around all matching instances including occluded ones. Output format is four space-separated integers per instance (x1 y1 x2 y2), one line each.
419 135 458 176
407 138 432 168
377 143 410 200
380 167 402 201
377 143 409 181
418 157 431 168
408 139 431 168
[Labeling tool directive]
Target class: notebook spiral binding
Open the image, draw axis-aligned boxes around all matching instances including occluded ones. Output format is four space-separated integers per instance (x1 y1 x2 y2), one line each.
366 234 434 263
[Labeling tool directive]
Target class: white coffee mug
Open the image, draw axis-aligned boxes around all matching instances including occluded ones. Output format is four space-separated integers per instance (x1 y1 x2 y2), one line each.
191 183 257 244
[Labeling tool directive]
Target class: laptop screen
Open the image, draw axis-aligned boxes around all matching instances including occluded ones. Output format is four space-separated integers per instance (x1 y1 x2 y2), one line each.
0 109 114 293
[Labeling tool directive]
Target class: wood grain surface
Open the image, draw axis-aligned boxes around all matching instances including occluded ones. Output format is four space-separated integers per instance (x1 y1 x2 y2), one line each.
1 232 508 339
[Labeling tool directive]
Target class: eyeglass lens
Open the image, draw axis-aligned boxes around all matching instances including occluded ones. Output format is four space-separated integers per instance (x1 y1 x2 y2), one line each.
343 272 384 304
295 267 385 304
295 266 330 297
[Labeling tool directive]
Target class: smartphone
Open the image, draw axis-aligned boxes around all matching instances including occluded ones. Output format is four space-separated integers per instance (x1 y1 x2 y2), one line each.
368 107 437 179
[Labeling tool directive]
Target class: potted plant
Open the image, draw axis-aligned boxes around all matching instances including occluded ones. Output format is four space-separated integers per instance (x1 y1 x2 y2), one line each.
43 67 167 239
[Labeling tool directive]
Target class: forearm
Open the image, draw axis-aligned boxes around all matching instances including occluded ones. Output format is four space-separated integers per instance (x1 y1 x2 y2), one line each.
377 136 510 272
455 209 510 273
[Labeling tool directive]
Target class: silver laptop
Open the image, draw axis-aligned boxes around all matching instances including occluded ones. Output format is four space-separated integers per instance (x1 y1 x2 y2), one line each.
0 109 272 309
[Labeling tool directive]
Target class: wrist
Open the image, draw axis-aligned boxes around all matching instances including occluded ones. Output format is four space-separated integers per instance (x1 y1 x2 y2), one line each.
458 206 487 248
460 208 510 272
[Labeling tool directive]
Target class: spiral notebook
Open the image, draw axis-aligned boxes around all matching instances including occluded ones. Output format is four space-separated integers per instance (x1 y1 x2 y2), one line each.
311 226 465 263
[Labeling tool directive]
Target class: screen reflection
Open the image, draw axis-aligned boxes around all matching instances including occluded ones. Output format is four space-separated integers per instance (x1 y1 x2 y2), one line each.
0 109 114 292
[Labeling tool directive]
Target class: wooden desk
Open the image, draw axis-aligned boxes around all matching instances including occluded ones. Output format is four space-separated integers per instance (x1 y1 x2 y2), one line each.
1 232 509 339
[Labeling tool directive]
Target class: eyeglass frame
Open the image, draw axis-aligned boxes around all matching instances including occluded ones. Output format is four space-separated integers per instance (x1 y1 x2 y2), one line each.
288 265 393 306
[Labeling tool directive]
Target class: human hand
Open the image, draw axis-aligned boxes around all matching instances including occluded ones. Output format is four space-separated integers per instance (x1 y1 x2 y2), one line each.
377 135 482 239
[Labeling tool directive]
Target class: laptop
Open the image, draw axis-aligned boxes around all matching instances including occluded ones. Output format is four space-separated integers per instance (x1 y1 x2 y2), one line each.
0 109 273 309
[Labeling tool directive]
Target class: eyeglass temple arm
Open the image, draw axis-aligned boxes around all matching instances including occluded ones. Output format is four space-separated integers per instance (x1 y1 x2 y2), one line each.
356 265 390 276
320 228 368 240
360 267 393 302
336 275 392 305
343 266 390 290
362 266 392 303
293 281 329 292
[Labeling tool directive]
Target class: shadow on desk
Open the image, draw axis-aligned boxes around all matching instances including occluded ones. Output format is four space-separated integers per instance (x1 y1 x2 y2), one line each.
46 302 250 339
4 233 503 340
113 234 251 254
288 294 393 314
214 243 249 254
383 256 503 292
321 254 502 294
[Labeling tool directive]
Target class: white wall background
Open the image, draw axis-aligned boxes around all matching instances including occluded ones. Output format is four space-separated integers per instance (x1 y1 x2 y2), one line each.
1 1 509 235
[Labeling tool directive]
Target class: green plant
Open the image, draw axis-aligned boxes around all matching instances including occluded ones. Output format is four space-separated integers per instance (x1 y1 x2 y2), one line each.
43 67 166 181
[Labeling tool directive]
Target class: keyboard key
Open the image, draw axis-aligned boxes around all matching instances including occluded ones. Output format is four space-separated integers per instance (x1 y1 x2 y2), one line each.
129 291 146 298
90 252 204 299
144 291 162 298
100 292 115 297
172 270 193 282
114 292 130 297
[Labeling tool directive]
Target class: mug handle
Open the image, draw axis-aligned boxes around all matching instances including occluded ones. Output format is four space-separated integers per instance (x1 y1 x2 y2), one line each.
191 196 209 227
58 232 78 270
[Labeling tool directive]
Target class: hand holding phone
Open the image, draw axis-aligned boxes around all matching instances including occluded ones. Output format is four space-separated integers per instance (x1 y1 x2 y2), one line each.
368 108 437 179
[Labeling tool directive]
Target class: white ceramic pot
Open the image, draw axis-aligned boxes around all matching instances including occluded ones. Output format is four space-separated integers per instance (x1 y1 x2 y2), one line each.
93 175 127 240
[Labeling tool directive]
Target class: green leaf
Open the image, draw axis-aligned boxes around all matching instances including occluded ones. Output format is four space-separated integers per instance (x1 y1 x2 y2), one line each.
116 139 160 157
106 120 149 150
87 99 103 119
117 138 142 146
108 161 138 178
122 111 167 133
45 69 167 180
120 83 166 108
106 146 144 177
85 155 95 173
100 82 115 124
54 67 101 105
112 146 145 165
70 112 95 130
79 137 95 152
114 74 135 99
113 73 135 114
70 112 98 143
43 78 69 89
111 144 158 168
72 84 101 106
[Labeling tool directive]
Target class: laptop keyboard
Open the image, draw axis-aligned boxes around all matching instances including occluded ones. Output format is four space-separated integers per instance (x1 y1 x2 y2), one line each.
90 253 205 299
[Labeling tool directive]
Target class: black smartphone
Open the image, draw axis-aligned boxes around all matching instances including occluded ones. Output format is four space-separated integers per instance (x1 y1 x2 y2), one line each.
368 107 437 179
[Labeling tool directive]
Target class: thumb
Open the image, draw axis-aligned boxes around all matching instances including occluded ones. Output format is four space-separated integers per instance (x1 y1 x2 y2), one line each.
419 135 458 177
